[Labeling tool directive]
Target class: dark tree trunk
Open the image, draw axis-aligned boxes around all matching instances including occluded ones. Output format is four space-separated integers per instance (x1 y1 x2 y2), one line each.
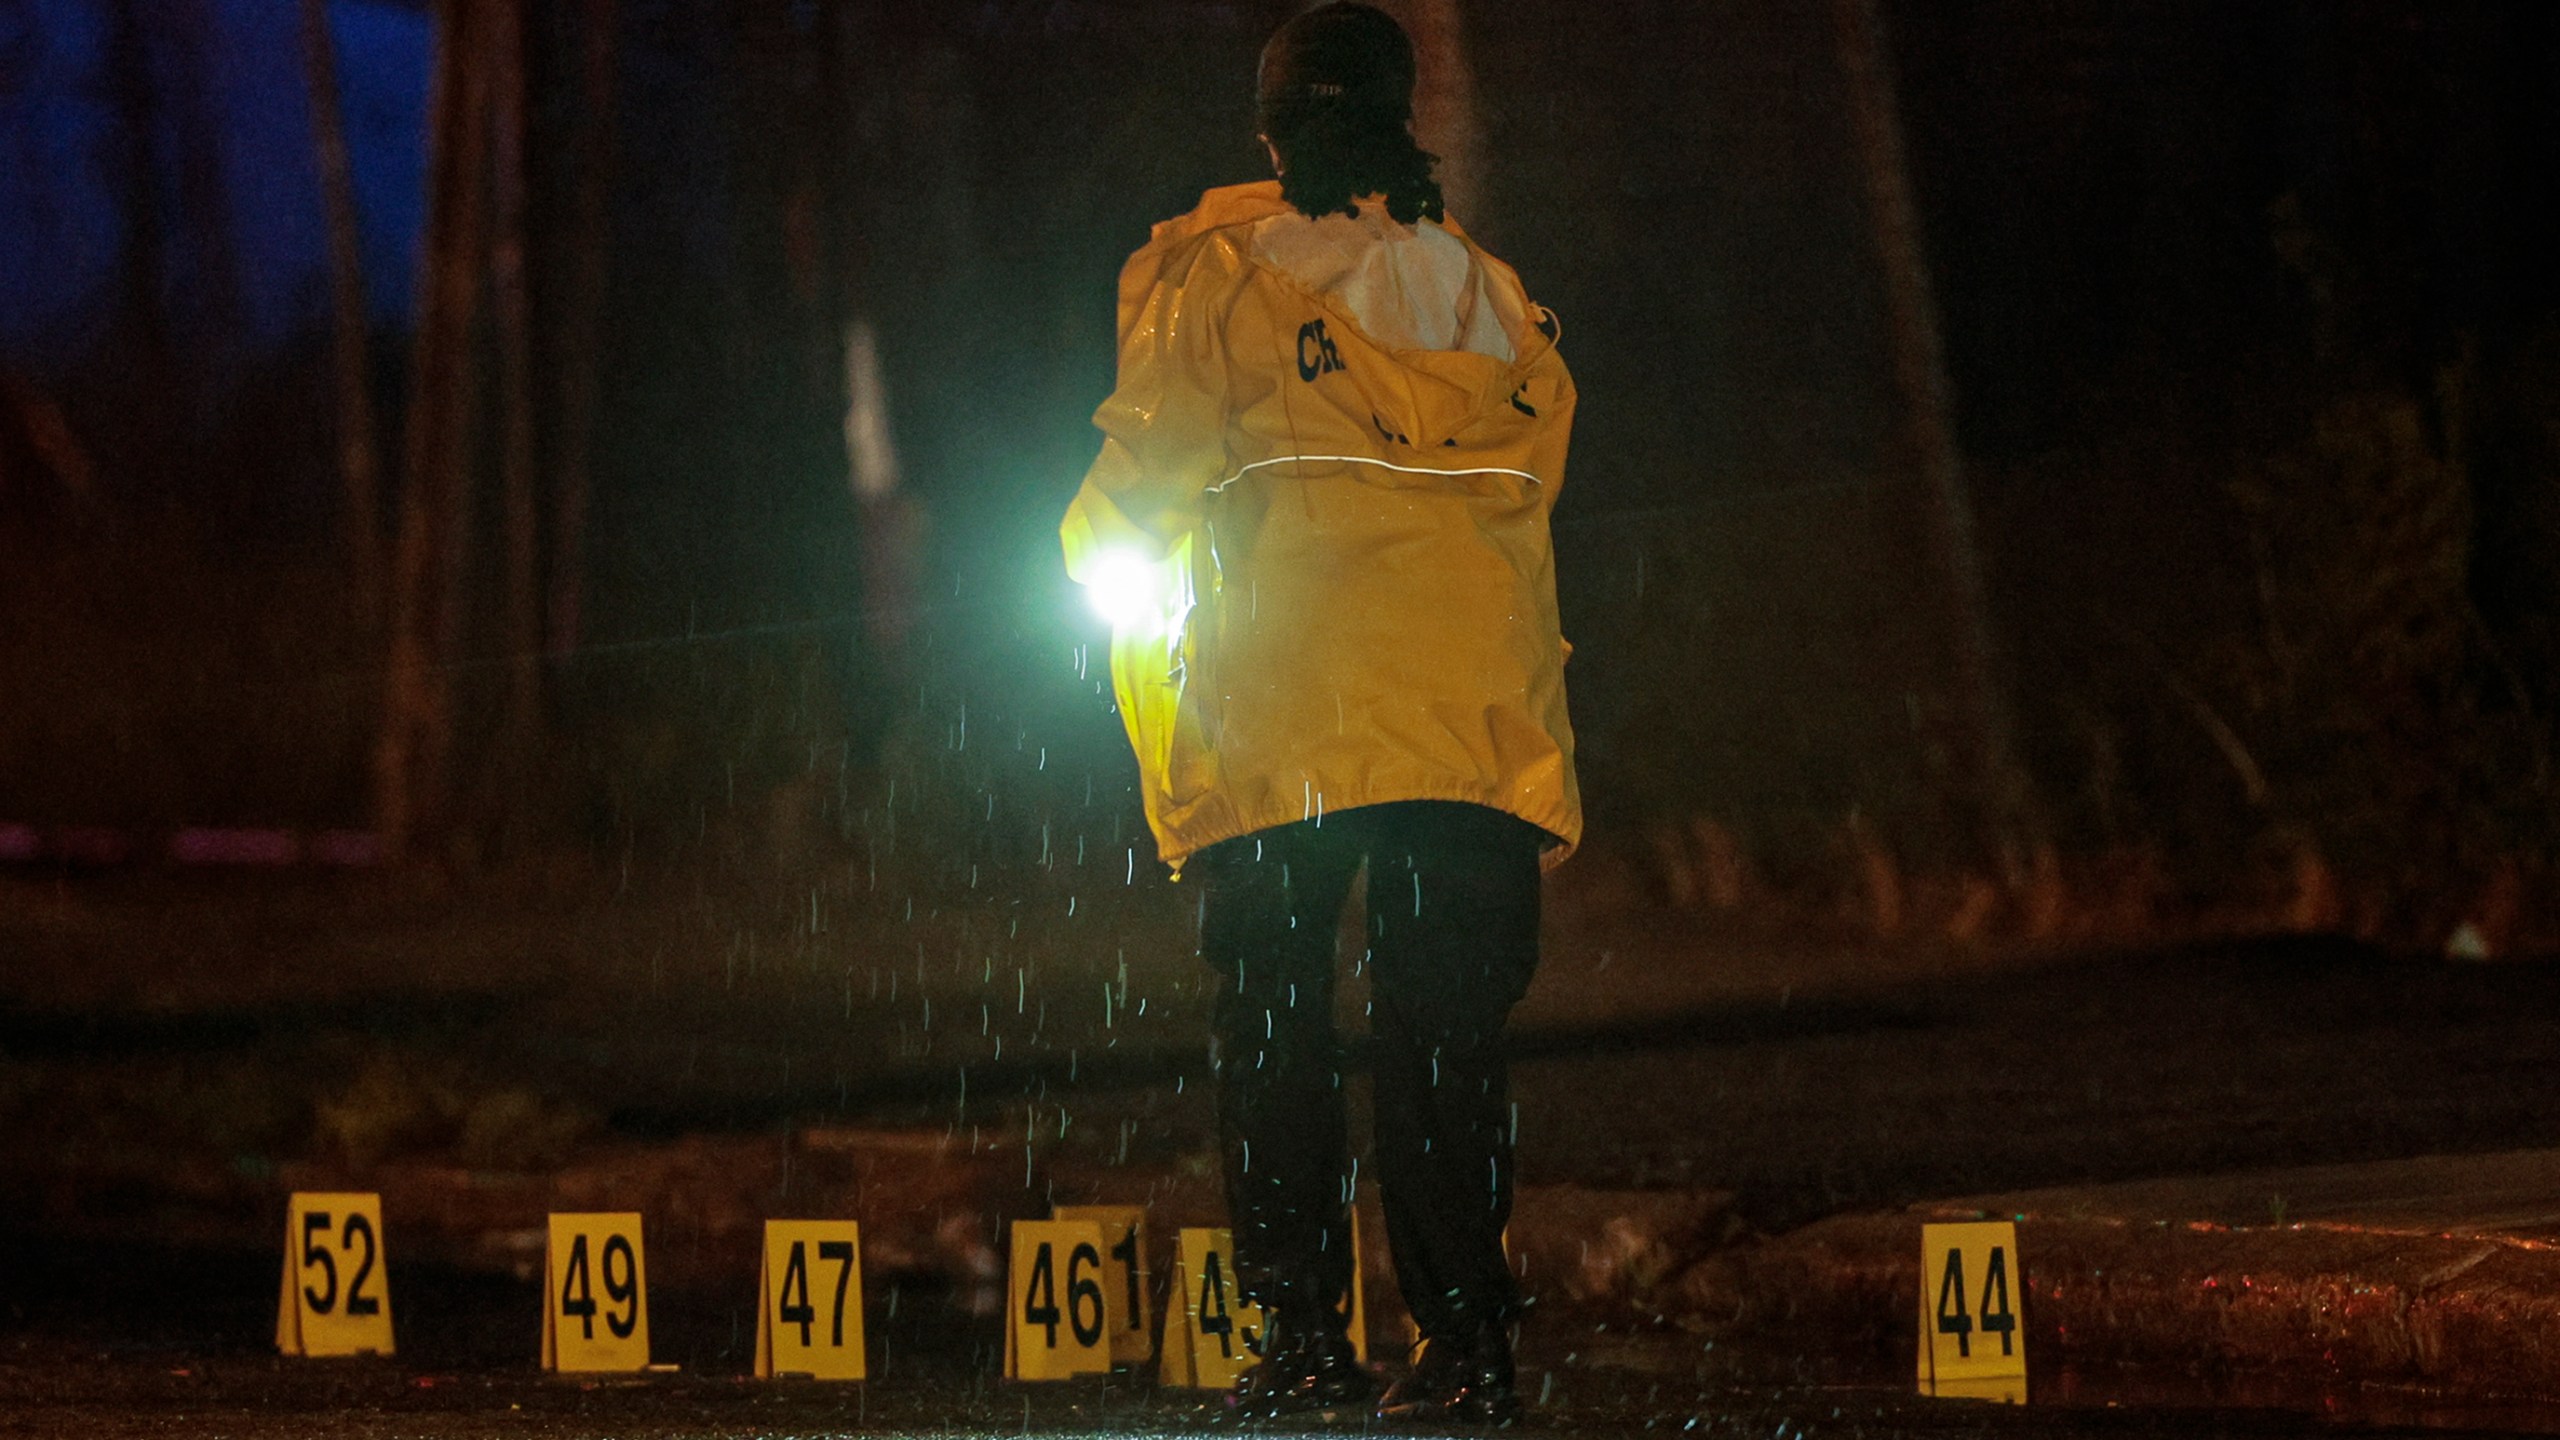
301 0 386 621
488 0 543 853
377 0 493 861
547 0 618 665
100 0 176 501
1834 0 2036 867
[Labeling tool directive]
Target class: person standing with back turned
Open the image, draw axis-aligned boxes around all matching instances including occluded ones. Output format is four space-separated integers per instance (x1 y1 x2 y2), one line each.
1061 2 1577 1423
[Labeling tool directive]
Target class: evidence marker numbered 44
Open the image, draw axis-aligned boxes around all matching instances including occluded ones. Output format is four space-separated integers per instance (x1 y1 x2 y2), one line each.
755 1220 865 1380
277 1191 394 1357
1917 1220 2026 1403
543 1212 651 1373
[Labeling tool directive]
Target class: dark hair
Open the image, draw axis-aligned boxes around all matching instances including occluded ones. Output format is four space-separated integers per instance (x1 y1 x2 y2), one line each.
1256 3 1445 225
1263 101 1445 225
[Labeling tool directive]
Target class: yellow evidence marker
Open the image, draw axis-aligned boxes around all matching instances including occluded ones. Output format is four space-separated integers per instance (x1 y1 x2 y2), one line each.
1157 1227 1266 1390
1003 1220 1112 1380
1337 1208 1368 1363
276 1191 395 1357
1917 1221 2026 1403
755 1221 866 1380
542 1212 651 1373
1052 1205 1151 1367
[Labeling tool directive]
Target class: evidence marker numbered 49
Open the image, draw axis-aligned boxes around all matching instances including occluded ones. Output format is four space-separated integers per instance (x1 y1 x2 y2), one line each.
277 1191 394 1357
542 1212 651 1373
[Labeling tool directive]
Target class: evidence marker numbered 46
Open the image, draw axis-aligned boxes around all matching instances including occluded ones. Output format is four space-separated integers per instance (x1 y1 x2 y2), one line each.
276 1191 394 1357
1051 1205 1150 1367
543 1212 651 1373
1003 1219 1112 1381
755 1220 865 1380
1917 1220 2026 1403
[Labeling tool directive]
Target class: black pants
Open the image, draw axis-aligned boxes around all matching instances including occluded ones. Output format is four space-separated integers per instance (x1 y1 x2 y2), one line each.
1196 800 1544 1342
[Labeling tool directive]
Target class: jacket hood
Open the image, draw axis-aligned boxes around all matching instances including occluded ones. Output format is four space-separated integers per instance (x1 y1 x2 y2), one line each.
1164 182 1561 450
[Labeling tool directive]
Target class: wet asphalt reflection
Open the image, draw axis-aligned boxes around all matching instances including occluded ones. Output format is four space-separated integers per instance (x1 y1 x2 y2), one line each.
4 1231 2558 1440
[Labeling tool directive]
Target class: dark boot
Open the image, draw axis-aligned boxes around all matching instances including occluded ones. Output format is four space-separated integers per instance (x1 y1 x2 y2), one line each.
1232 1311 1377 1420
1377 1328 1520 1425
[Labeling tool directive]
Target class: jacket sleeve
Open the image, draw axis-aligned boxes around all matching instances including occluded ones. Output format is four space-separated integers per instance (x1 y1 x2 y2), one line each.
1061 238 1236 585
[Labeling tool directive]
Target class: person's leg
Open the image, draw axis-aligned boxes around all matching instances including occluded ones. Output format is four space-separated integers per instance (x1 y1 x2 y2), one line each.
1197 820 1365 1318
1363 802 1543 1410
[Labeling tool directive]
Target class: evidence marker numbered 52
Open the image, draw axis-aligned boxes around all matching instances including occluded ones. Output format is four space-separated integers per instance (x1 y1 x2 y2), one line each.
543 1212 651 1373
277 1191 394 1357
1916 1220 2026 1403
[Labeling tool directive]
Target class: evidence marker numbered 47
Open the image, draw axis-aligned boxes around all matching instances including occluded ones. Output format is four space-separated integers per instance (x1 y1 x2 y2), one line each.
1003 1219 1112 1381
1917 1220 2026 1403
755 1220 865 1380
543 1212 651 1373
277 1191 394 1357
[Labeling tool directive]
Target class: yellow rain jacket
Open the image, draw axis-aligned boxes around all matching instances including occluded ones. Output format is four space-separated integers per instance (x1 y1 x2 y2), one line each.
1062 181 1578 874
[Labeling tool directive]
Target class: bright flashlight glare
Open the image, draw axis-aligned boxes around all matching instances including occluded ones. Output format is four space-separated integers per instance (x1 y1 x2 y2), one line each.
1084 548 1161 630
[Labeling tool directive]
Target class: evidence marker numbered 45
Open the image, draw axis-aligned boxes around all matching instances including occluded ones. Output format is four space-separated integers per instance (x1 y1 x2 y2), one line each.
1160 1226 1266 1391
755 1220 865 1380
1917 1220 2026 1403
277 1191 394 1357
543 1212 651 1373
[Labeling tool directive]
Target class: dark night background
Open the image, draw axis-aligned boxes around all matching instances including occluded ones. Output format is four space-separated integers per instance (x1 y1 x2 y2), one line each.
5 0 2560 941
14 3 2560 1421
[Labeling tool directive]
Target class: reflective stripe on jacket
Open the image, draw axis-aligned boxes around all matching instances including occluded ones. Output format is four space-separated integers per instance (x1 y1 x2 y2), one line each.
1062 181 1579 874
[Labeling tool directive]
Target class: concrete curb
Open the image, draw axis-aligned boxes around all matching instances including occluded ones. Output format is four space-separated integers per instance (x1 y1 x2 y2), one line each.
1644 1202 2560 1402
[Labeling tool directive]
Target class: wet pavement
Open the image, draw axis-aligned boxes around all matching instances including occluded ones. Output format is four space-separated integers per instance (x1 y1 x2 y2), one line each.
15 1265 2560 1434
15 876 2560 1429
5 1348 2558 1439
